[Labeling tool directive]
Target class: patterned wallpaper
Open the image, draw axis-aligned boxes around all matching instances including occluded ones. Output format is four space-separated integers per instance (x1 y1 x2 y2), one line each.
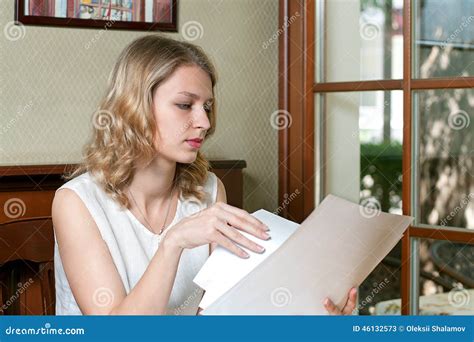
0 0 279 213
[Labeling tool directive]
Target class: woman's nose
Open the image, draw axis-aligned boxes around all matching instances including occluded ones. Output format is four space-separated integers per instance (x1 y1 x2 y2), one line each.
193 107 211 130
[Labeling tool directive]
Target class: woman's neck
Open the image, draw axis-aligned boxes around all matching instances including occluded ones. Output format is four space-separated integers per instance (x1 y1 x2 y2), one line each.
126 157 177 213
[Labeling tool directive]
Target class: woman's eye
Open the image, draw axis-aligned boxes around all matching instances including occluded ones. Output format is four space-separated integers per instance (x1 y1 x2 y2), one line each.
176 103 192 110
203 104 212 114
177 103 212 115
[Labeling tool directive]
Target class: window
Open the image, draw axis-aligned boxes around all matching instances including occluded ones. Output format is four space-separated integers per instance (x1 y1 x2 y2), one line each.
321 89 403 314
313 0 474 315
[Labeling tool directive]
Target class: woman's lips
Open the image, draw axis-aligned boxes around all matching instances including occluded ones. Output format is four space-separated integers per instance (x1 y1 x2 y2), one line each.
185 139 202 149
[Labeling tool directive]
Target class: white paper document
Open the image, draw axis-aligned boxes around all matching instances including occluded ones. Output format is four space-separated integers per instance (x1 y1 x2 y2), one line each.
194 210 300 309
193 194 413 315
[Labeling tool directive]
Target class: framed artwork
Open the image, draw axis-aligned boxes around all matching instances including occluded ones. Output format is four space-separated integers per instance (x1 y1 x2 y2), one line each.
15 0 178 31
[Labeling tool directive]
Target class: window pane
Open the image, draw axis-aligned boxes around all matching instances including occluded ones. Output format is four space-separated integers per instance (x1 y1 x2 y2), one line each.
414 0 474 78
415 89 474 229
322 0 403 82
319 90 404 314
417 238 473 315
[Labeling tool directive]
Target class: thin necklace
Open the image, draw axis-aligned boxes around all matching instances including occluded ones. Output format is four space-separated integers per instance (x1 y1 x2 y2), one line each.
128 183 176 235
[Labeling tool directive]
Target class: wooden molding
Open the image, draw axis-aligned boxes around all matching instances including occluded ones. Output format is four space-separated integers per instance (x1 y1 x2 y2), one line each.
278 0 315 223
400 0 413 315
314 79 403 92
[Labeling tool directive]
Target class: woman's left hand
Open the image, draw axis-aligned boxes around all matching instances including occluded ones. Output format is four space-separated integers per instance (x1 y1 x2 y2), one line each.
324 287 357 315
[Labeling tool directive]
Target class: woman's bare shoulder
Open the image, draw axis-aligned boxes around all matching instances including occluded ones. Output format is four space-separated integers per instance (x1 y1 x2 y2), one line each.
52 172 99 229
52 188 90 225
51 188 100 239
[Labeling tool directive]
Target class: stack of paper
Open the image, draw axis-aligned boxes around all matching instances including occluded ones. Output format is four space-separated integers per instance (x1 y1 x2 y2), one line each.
193 194 413 315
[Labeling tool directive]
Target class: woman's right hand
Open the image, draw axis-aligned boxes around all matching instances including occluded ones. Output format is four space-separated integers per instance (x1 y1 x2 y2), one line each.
164 202 270 258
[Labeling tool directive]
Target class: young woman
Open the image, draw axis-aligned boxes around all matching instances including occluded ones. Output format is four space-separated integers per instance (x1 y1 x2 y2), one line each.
52 35 357 316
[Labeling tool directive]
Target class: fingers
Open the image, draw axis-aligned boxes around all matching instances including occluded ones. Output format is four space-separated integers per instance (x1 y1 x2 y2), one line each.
323 298 341 315
212 230 250 259
218 203 268 231
215 220 266 254
324 287 358 316
342 287 357 315
213 203 270 240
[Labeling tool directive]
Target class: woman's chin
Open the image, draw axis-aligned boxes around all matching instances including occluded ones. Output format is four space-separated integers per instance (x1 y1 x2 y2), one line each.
176 151 198 164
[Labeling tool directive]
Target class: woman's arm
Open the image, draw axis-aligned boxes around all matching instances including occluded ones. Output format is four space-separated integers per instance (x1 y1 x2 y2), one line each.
52 188 183 315
196 177 227 315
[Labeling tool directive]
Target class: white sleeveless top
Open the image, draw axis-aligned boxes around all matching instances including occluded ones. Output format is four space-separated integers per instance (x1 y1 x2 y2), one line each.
53 171 218 315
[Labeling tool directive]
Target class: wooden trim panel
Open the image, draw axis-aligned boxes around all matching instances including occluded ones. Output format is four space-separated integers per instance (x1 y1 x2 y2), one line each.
278 0 315 223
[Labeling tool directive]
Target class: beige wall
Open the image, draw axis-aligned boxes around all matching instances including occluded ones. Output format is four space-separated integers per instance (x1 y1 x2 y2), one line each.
0 0 279 212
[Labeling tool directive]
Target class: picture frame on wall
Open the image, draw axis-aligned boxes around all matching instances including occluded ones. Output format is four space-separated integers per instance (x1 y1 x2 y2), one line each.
15 0 178 31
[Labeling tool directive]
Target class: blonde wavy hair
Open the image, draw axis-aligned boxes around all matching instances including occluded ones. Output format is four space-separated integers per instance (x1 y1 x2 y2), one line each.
66 35 217 209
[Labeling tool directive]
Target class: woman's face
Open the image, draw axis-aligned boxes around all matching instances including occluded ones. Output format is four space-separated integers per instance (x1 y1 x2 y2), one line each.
152 64 213 164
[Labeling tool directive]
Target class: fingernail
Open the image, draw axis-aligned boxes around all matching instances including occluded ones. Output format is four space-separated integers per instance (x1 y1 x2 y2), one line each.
262 232 271 240
264 225 270 231
258 245 265 253
242 251 250 258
